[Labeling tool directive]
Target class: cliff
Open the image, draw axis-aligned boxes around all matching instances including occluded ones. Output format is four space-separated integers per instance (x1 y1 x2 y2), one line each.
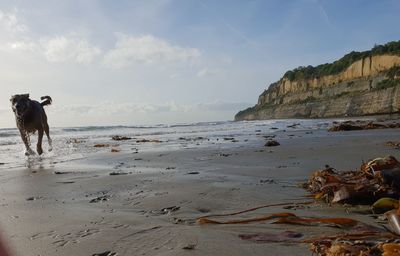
235 41 400 121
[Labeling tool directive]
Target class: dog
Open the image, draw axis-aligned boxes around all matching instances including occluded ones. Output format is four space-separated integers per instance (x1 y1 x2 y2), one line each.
10 94 53 156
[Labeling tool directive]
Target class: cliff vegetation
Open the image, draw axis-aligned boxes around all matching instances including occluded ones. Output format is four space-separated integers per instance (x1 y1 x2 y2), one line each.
284 41 400 81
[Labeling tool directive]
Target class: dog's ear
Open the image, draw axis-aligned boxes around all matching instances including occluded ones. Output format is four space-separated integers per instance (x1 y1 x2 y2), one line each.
10 96 15 102
21 94 30 99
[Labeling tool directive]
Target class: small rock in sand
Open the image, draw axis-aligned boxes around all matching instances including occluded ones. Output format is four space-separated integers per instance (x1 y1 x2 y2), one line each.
136 139 162 143
92 251 117 256
89 195 110 203
112 135 131 141
182 244 196 250
109 172 129 176
197 208 211 213
94 144 110 148
161 206 180 214
263 135 276 139
287 123 300 128
265 140 280 147
54 171 72 175
260 179 276 184
26 196 42 201
151 206 180 215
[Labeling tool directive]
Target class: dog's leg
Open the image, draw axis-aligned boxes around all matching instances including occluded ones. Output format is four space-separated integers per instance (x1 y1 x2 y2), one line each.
44 123 52 151
20 129 34 156
37 128 44 155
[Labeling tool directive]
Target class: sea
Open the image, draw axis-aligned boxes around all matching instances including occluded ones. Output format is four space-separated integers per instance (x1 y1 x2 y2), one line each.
0 119 337 170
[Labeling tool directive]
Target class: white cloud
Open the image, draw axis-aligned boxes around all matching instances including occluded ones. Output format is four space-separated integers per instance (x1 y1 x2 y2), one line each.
0 9 27 33
196 67 221 78
103 34 201 69
41 36 102 64
195 100 250 111
0 10 201 69
8 41 36 51
50 101 190 116
0 9 33 52
0 10 102 64
48 100 250 118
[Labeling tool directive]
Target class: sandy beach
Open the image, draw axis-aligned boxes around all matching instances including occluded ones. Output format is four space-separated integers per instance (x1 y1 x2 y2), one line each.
0 121 399 256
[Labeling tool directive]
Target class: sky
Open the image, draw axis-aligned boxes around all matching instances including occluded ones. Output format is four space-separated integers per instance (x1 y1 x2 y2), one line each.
0 0 399 128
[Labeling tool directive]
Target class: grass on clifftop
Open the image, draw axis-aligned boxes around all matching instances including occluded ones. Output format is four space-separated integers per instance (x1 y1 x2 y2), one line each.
284 40 400 81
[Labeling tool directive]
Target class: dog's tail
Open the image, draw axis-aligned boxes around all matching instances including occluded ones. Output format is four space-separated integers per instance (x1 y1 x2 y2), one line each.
40 96 52 107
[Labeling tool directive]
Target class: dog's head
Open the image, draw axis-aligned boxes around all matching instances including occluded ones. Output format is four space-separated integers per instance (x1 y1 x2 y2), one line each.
10 94 31 117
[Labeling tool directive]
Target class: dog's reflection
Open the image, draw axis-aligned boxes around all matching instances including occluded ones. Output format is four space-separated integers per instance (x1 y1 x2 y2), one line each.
26 156 45 171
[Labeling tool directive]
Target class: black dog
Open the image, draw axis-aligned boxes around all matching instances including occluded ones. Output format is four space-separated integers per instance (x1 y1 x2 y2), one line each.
10 94 53 156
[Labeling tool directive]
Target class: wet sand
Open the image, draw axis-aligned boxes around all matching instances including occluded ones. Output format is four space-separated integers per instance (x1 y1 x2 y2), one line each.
0 128 399 255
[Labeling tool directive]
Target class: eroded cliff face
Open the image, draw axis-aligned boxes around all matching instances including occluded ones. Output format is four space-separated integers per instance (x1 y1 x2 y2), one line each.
235 54 400 121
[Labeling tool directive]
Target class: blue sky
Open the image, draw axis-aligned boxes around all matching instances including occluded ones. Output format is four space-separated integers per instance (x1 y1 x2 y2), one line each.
0 0 399 127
